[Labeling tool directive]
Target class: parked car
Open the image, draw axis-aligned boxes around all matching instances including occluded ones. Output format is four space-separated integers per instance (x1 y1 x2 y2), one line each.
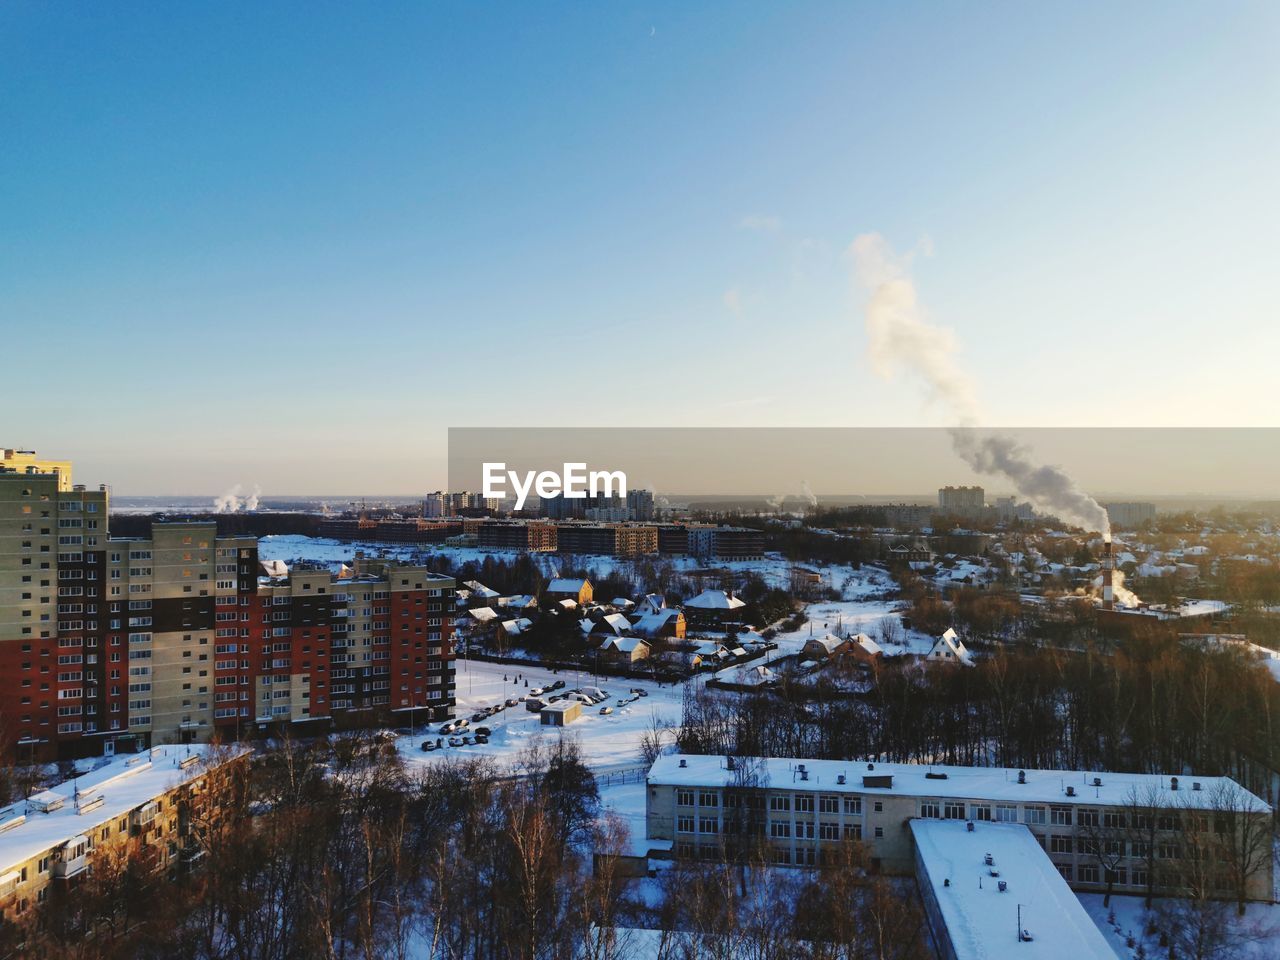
448 736 463 747
475 734 489 745
440 722 457 734
471 712 487 722
505 698 519 707
421 741 436 752
599 706 613 715
549 680 566 690
474 726 492 737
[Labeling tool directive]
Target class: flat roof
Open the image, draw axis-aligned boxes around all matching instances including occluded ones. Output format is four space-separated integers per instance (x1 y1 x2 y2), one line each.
910 819 1116 960
647 755 1269 813
0 745 246 874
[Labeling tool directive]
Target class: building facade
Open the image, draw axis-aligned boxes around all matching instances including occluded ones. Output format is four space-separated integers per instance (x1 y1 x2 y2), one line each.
1 452 456 762
645 755 1272 901
937 486 985 518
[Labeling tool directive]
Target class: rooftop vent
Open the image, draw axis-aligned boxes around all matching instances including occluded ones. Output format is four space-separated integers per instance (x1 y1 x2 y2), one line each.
1017 770 1026 784
1092 777 1103 787
1192 781 1202 791
836 774 847 785
984 853 993 865
998 880 1008 893
678 758 687 768
797 763 807 773
726 756 736 771
867 763 874 770
1066 785 1076 797
925 771 949 780
799 770 809 781
1170 777 1179 791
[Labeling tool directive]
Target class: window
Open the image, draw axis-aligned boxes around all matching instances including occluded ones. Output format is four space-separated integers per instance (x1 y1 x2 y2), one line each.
970 804 992 821
943 801 966 820
920 801 940 819
1078 864 1100 884
769 821 791 838
819 822 840 841
794 794 814 813
843 797 862 816
676 790 694 807
769 795 791 812
819 795 840 814
1024 805 1046 825
698 817 719 835
1077 808 1099 827
698 791 719 808
1050 835 1073 854
995 804 1018 823
1050 806 1072 826
677 815 694 833
843 823 862 841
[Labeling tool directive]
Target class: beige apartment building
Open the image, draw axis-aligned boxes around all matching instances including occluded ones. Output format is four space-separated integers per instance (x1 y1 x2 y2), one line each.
646 754 1273 901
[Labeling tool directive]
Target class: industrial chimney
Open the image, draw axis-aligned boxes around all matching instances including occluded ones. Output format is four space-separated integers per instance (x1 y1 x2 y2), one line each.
1100 540 1115 609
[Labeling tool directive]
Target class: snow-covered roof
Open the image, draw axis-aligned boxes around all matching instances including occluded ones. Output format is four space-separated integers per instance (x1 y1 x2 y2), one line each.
547 577 589 593
684 589 746 611
928 628 974 666
647 754 1270 813
911 819 1116 960
501 617 533 635
630 608 683 636
805 634 845 656
0 745 247 875
462 580 499 598
851 632 883 657
601 636 648 654
467 606 498 622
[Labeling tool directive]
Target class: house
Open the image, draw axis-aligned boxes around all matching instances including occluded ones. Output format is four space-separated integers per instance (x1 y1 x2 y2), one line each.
926 627 973 666
599 635 651 664
635 593 667 616
801 633 849 662
683 589 747 630
584 612 632 639
545 577 593 606
501 617 534 638
461 580 500 609
630 607 687 641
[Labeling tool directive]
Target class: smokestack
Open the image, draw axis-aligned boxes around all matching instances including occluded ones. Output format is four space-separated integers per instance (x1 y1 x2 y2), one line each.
1100 540 1115 609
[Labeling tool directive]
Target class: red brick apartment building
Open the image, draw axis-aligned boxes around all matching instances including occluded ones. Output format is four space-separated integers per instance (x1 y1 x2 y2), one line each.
0 450 455 763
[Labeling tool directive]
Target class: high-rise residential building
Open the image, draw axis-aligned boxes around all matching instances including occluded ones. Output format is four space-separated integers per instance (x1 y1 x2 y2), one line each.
937 485 986 519
0 451 456 762
1104 502 1156 529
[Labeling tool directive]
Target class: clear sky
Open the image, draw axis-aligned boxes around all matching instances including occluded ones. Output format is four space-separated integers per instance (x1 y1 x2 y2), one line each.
2 2 1277 495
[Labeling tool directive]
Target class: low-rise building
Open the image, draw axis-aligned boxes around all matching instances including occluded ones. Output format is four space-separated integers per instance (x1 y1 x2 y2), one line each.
645 754 1272 900
912 818 1116 960
0 744 248 940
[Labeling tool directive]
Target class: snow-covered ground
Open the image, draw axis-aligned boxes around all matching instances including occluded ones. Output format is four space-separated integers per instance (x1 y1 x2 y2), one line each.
393 658 684 776
1080 893 1280 960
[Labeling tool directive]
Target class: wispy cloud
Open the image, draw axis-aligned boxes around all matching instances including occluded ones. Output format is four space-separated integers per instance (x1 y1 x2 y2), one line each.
738 214 782 232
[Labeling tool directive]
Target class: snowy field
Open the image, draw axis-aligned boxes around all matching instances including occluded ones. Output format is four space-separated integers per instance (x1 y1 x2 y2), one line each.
257 535 871 597
393 658 684 776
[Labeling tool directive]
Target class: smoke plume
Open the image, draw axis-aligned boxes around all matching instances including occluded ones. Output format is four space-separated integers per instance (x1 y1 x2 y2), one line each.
850 233 1110 539
214 483 262 514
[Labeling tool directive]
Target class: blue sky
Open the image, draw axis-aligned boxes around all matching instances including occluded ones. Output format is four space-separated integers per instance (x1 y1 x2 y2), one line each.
2 2 1276 494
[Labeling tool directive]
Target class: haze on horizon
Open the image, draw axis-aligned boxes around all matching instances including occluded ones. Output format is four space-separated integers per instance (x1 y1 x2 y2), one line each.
3 2 1277 496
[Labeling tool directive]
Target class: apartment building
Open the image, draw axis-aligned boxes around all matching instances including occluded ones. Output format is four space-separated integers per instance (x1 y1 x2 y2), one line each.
555 522 658 557
0 744 247 943
476 520 558 552
646 754 1273 901
1 451 456 762
937 485 985 519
